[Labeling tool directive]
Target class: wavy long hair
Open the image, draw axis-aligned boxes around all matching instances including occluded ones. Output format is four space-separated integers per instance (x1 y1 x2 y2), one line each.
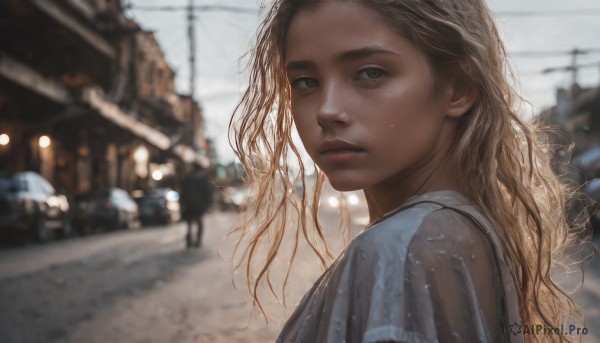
228 0 586 340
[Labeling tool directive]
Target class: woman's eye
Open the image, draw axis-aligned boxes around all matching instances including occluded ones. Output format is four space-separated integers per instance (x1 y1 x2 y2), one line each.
291 77 319 89
356 67 387 81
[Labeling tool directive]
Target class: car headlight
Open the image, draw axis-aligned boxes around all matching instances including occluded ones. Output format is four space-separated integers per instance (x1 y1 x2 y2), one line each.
328 196 340 208
46 196 59 208
347 194 360 205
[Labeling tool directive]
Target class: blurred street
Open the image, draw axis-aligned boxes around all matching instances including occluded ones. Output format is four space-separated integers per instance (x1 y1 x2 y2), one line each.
0 210 286 343
0 207 598 343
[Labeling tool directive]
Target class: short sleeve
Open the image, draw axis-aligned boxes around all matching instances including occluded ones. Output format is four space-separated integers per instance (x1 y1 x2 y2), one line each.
354 208 506 343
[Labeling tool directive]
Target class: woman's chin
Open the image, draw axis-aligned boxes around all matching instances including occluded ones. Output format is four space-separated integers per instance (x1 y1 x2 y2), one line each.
326 176 366 192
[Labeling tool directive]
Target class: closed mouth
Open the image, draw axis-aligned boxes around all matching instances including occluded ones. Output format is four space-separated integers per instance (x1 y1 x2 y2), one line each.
318 139 365 154
320 148 364 154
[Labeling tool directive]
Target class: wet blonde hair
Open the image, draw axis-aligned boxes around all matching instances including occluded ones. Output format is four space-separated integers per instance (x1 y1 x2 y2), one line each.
229 0 586 340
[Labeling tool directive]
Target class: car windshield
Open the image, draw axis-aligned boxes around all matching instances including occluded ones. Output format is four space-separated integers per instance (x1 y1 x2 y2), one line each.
0 176 25 193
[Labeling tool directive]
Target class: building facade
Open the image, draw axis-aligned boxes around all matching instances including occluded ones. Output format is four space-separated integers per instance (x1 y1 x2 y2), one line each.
0 0 209 196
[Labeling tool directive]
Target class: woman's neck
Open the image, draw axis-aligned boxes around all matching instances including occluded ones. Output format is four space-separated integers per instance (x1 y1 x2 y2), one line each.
363 154 463 221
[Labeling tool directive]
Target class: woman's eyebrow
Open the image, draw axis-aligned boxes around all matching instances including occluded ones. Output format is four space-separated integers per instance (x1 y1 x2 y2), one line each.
285 46 399 72
286 60 315 72
336 46 399 61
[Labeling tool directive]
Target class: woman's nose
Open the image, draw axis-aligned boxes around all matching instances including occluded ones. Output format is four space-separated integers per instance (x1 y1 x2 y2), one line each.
316 81 350 128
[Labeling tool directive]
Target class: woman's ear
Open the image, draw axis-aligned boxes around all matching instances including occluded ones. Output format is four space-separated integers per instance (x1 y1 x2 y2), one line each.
445 76 478 118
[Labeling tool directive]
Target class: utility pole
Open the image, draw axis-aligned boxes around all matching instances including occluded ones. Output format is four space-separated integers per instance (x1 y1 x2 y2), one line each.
542 48 600 87
187 0 197 150
570 48 582 85
126 2 257 155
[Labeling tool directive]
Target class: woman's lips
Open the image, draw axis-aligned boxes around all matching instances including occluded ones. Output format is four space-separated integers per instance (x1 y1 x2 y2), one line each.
320 149 365 163
318 139 365 163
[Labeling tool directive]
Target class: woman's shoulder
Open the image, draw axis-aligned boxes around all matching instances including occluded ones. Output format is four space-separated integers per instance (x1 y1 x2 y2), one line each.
353 190 488 253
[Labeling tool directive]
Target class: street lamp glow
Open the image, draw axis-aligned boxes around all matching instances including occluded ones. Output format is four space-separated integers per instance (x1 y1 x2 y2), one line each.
39 136 51 148
151 170 163 181
0 134 9 146
133 146 149 163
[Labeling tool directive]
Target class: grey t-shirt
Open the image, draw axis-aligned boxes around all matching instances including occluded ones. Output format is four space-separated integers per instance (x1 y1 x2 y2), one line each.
277 190 522 343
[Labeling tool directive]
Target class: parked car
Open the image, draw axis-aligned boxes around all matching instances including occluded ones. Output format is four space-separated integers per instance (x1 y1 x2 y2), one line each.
0 171 71 241
320 183 370 226
71 188 139 233
134 188 181 225
584 178 600 234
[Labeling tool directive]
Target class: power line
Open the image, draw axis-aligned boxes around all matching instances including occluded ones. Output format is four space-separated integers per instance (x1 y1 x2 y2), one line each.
543 61 600 74
124 4 258 14
509 48 600 58
126 4 600 17
496 8 600 17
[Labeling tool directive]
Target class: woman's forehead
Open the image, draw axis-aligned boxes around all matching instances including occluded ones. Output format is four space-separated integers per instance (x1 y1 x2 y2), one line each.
284 2 413 63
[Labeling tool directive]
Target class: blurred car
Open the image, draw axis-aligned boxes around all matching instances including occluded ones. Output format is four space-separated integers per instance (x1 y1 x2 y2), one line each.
585 178 600 234
325 192 362 209
134 188 181 225
0 171 70 241
72 188 139 233
320 187 370 226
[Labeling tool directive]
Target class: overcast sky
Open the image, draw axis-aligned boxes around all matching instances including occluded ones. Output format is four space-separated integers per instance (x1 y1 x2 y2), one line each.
127 0 600 164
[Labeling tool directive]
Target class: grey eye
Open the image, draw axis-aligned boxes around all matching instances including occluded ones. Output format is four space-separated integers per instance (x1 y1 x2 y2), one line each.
292 77 319 89
356 67 386 80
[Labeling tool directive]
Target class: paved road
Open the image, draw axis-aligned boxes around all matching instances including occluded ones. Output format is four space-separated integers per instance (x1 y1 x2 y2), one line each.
0 212 293 343
0 209 598 342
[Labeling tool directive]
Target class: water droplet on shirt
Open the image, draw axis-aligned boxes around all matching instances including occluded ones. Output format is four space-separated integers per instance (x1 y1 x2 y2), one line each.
471 254 475 260
424 283 430 289
438 250 446 255
389 124 395 128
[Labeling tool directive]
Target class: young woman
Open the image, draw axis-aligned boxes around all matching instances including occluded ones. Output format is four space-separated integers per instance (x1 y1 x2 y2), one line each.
229 0 584 342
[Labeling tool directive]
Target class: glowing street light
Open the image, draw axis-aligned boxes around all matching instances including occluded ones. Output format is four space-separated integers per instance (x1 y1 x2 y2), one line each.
133 146 149 163
39 135 51 148
152 169 164 181
0 134 9 146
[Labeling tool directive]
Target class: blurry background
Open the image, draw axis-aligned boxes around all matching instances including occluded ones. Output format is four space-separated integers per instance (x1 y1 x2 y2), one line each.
0 0 599 342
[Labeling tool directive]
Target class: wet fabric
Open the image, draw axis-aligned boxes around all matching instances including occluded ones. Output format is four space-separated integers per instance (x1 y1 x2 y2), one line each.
277 190 523 343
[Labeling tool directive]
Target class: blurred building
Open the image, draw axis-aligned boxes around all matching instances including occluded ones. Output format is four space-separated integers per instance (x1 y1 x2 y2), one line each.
0 0 210 196
548 85 600 183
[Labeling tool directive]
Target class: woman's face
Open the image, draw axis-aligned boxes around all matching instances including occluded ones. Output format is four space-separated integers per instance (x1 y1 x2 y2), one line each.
285 2 460 192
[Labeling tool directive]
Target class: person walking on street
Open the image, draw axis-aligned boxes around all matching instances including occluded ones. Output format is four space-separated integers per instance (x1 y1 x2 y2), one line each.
180 165 213 248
